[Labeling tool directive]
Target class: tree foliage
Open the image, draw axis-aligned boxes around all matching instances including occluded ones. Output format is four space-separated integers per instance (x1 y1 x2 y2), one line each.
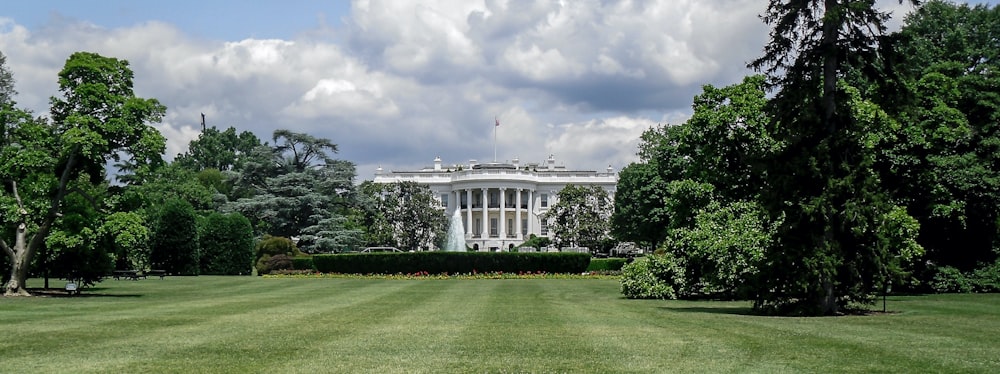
611 163 669 249
667 201 777 299
100 211 151 271
881 0 1000 272
359 181 446 251
545 184 613 250
175 126 263 172
44 181 113 288
150 198 200 275
225 130 356 243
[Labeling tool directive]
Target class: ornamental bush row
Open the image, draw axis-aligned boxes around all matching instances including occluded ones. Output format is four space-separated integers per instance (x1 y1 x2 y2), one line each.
311 252 590 275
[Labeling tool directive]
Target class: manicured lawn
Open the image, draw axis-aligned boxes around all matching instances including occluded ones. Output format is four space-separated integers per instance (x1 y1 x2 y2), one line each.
2 276 999 373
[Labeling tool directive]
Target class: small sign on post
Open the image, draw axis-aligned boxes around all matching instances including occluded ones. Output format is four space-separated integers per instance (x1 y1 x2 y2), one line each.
65 281 78 294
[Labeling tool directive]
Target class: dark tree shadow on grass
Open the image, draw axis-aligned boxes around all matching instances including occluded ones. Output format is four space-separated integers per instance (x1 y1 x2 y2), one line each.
24 288 144 298
661 305 904 317
659 306 756 316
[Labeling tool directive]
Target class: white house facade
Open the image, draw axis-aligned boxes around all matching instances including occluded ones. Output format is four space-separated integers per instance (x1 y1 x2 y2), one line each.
374 155 617 251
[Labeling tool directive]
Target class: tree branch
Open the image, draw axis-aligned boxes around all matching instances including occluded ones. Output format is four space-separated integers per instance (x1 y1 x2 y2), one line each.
28 147 80 252
0 237 11 258
68 185 104 213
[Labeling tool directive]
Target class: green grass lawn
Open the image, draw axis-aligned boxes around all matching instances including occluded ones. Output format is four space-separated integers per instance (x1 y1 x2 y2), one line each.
2 276 999 373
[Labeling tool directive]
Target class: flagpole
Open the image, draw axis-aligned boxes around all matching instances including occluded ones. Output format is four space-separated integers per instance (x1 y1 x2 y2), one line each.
493 116 498 162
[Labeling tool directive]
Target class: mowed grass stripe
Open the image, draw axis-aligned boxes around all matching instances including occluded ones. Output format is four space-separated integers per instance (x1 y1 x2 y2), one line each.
276 280 498 373
3 277 1000 373
5 278 410 373
100 279 422 373
443 280 620 372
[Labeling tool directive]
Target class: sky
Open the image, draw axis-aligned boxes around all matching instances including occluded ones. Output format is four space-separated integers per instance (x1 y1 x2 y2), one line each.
2 0 998 180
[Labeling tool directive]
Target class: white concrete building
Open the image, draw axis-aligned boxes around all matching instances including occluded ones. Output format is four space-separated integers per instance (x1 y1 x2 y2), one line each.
374 155 617 251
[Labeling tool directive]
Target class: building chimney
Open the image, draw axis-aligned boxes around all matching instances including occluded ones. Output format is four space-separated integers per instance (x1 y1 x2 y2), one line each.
434 156 442 171
547 154 555 170
512 157 520 169
469 159 477 169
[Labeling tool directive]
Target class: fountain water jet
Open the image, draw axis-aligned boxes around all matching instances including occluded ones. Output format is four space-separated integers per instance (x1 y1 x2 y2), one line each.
443 209 467 252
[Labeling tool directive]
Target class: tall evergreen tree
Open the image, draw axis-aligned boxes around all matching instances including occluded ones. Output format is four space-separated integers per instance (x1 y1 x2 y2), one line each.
749 0 919 315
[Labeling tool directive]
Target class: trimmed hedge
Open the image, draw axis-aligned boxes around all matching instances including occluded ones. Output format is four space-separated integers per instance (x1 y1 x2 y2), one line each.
292 256 315 271
312 252 590 275
586 258 628 272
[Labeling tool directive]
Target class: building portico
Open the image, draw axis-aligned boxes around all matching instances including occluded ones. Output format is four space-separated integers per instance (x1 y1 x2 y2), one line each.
375 155 617 251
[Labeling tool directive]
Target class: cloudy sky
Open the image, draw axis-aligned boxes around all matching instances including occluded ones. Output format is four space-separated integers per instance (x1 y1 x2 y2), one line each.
2 0 997 180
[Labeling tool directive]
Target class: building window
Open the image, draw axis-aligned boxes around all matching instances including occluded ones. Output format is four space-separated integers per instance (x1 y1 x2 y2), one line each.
540 219 549 235
489 190 499 208
521 219 528 235
461 193 468 209
521 193 529 209
541 193 549 208
474 218 482 236
507 219 515 237
490 218 498 237
440 194 449 208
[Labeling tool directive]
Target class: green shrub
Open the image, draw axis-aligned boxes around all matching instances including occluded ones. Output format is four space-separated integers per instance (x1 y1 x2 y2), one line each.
254 236 302 275
311 252 589 274
587 258 628 272
666 200 773 298
970 261 1000 292
255 235 302 258
199 212 254 275
150 199 200 275
257 254 294 275
620 255 685 299
931 266 972 293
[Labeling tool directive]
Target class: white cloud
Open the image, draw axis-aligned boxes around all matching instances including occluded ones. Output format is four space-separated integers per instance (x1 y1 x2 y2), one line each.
502 42 584 81
544 116 658 171
284 77 400 119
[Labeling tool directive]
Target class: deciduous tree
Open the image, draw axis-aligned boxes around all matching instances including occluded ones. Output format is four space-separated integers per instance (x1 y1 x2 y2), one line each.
360 181 446 251
545 184 613 250
1 51 165 295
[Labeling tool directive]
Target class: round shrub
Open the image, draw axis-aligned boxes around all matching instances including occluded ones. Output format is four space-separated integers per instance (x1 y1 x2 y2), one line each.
931 266 972 293
254 235 302 275
257 254 295 275
620 255 685 299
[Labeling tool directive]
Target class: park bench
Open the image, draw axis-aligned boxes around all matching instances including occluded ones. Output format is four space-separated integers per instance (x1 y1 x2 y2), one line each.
145 270 167 280
113 270 141 280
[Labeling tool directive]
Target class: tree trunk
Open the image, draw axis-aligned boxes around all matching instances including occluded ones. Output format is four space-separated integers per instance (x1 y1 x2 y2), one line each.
3 223 33 296
822 0 840 134
816 0 843 316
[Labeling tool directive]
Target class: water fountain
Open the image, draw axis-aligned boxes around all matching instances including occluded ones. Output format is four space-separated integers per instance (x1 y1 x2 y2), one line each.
442 209 467 252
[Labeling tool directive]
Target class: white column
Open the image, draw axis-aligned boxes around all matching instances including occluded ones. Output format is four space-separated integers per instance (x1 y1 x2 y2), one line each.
466 189 473 239
481 188 489 239
499 188 506 241
527 189 534 236
454 190 461 233
515 188 522 240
